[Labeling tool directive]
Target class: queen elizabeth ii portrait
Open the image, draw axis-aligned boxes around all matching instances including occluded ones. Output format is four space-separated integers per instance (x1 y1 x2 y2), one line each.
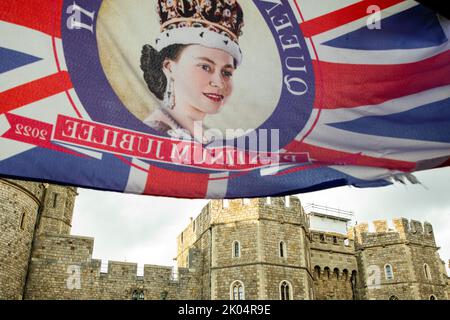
96 0 281 142
140 0 245 142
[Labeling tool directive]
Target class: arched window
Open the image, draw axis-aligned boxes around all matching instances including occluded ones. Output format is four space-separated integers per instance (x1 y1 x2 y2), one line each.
314 266 321 280
243 198 250 205
429 294 437 300
233 241 240 258
279 241 286 258
266 197 272 205
343 269 349 281
324 267 330 279
384 264 394 280
423 264 432 280
223 199 229 208
333 268 340 280
230 281 244 300
389 295 399 300
280 281 292 300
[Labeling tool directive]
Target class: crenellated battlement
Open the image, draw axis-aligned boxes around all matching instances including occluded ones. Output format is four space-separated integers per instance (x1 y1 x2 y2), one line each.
350 218 436 248
208 196 308 226
309 230 354 253
176 196 310 265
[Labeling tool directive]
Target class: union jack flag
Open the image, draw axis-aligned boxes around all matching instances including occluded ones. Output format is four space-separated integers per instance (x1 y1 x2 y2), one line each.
0 0 449 198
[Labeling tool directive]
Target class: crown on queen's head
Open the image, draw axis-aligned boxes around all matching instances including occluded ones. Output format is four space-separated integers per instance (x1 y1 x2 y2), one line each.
154 0 244 65
157 0 244 42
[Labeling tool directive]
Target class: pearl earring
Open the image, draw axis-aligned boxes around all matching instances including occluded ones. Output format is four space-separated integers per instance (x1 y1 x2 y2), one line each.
164 78 175 110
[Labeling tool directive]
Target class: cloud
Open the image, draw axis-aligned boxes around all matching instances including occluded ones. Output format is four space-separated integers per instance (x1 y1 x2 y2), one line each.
72 190 208 266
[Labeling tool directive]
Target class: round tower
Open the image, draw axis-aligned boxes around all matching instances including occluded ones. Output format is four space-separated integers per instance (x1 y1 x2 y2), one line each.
0 179 45 299
0 179 78 299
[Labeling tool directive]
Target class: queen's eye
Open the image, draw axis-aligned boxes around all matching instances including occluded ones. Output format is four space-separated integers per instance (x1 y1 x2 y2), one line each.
222 70 233 78
199 64 211 72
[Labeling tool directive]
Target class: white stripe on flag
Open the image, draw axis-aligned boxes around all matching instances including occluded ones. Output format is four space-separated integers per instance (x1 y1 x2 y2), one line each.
206 172 229 199
318 84 450 123
54 143 103 159
0 21 58 91
0 59 58 92
54 38 68 72
287 0 303 22
329 165 399 181
304 122 450 162
0 21 55 59
312 41 450 64
124 158 150 194
293 0 360 22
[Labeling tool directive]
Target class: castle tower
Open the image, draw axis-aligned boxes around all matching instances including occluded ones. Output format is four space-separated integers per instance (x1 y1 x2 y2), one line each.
0 179 45 299
35 183 77 236
306 205 358 300
0 179 77 300
176 196 314 300
352 218 448 300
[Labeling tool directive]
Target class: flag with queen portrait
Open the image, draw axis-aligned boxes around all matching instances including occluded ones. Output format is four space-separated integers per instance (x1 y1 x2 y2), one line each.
0 0 449 198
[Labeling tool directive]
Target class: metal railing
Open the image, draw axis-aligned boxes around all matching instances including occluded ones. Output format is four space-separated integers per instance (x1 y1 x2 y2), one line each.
304 203 354 221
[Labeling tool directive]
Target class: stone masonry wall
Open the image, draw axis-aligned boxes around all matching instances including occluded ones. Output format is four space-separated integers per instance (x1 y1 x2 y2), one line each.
0 179 43 300
352 218 447 300
24 233 203 300
310 231 357 300
209 197 312 299
37 185 77 236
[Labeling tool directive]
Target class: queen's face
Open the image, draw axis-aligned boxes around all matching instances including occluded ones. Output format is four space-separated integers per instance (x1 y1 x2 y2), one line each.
165 45 235 117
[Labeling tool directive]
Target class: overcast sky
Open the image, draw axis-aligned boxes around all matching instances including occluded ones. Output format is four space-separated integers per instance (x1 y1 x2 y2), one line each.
71 167 450 275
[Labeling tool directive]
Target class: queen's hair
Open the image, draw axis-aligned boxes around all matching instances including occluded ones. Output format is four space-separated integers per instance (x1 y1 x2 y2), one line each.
140 44 187 100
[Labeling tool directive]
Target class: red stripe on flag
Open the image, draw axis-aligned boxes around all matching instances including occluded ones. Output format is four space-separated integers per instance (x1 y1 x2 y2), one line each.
0 0 63 38
144 166 209 198
0 71 73 114
285 141 416 172
313 50 450 109
299 0 404 38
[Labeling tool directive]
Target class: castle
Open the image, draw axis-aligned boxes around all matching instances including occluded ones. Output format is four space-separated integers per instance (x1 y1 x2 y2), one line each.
0 178 449 300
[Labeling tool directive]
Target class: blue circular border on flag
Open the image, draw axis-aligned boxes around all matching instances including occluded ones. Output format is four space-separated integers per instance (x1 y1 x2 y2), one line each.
62 0 314 151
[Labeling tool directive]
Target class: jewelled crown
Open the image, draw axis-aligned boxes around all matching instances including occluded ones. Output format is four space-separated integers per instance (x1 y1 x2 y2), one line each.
154 0 244 65
157 0 244 42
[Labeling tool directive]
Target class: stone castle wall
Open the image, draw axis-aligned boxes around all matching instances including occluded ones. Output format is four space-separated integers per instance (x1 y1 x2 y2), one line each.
351 218 447 300
1 179 448 300
24 233 203 300
309 231 357 300
37 184 77 236
0 179 44 299
176 197 313 299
